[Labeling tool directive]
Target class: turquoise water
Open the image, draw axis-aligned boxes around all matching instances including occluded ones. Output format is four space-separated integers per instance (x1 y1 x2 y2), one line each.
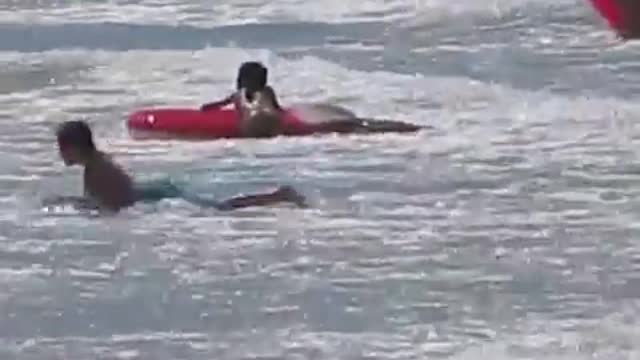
2 0 640 359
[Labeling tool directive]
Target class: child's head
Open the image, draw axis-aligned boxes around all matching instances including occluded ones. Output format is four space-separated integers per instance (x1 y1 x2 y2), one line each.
236 61 267 91
56 120 96 165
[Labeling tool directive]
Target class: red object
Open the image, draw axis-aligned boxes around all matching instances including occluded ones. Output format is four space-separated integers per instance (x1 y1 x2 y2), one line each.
590 0 625 33
127 107 317 139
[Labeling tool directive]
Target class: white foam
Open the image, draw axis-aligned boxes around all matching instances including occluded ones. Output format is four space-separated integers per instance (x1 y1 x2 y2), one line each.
1 47 639 164
447 309 640 360
0 2 639 358
0 0 406 26
0 0 582 26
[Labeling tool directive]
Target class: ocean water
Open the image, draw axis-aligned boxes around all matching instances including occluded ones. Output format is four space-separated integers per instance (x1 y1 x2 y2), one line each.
1 0 640 359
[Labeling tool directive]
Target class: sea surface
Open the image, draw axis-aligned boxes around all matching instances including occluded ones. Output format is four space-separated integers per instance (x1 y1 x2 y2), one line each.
1 0 640 359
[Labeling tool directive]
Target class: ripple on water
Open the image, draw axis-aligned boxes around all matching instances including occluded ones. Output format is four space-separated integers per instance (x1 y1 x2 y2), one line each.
0 0 640 358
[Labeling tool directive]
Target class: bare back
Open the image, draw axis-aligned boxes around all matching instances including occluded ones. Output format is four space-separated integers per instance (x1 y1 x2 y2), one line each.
237 87 283 138
83 152 136 212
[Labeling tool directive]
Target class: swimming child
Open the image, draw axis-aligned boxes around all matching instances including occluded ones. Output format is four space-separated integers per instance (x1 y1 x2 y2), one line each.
200 61 424 137
48 120 307 214
200 61 283 138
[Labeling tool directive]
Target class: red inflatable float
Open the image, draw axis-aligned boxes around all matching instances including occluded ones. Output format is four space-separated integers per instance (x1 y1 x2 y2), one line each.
590 0 640 39
127 107 423 140
127 107 318 139
591 0 624 31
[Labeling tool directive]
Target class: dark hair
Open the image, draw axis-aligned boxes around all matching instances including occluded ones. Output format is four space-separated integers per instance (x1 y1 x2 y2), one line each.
56 120 95 151
236 61 267 92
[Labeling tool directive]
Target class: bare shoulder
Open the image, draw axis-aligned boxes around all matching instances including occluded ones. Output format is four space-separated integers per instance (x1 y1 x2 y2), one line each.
96 152 132 182
85 152 135 211
262 86 282 109
263 85 277 98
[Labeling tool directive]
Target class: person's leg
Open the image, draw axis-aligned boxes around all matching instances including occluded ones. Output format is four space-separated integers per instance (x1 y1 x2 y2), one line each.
314 118 361 134
215 185 307 211
133 179 307 210
316 118 424 134
351 118 425 133
133 179 183 203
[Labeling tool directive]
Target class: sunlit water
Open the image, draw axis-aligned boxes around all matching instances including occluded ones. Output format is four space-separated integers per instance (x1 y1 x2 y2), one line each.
1 0 640 359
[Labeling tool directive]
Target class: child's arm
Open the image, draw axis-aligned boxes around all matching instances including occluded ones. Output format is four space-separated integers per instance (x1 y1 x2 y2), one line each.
263 86 283 111
200 94 235 111
42 196 100 211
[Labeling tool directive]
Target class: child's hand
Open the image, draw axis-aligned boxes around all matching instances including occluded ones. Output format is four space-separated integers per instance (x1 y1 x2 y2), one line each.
200 95 234 112
200 102 222 112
